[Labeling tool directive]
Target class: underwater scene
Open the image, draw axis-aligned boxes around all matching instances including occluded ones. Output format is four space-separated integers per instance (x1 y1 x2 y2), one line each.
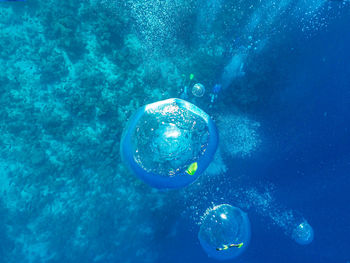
0 0 350 262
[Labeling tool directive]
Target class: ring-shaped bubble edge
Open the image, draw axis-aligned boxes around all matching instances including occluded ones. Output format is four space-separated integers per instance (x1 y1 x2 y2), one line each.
120 98 219 189
198 205 251 260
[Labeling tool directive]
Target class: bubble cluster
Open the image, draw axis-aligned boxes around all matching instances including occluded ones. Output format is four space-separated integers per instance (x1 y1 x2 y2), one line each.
217 114 261 158
127 0 194 53
198 204 251 260
120 98 218 189
235 186 315 245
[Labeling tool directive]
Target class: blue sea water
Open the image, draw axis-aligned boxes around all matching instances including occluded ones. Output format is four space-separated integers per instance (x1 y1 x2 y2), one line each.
0 0 349 263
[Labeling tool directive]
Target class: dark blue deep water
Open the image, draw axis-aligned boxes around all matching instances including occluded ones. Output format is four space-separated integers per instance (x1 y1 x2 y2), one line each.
0 1 349 263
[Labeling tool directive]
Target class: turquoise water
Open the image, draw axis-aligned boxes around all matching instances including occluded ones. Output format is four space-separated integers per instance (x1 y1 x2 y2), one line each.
0 0 349 262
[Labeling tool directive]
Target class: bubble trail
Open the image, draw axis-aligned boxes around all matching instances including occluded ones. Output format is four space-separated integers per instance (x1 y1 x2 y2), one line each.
234 186 314 244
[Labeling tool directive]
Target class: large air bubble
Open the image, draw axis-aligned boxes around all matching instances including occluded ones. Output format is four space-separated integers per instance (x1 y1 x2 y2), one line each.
198 204 251 260
292 221 314 245
120 98 218 189
192 83 206 97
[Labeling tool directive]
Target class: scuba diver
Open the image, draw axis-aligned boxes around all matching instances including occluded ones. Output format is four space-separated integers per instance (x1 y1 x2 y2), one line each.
180 74 194 99
185 162 198 176
209 84 222 108
179 73 222 108
216 242 244 251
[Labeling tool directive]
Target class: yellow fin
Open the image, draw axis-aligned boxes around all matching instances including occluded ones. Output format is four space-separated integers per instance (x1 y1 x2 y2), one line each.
185 162 198 175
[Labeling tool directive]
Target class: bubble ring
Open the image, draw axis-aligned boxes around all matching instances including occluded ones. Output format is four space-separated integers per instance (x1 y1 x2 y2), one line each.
120 98 218 189
198 204 251 260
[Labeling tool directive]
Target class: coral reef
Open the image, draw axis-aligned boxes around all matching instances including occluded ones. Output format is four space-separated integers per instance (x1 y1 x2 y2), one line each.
0 2 180 262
